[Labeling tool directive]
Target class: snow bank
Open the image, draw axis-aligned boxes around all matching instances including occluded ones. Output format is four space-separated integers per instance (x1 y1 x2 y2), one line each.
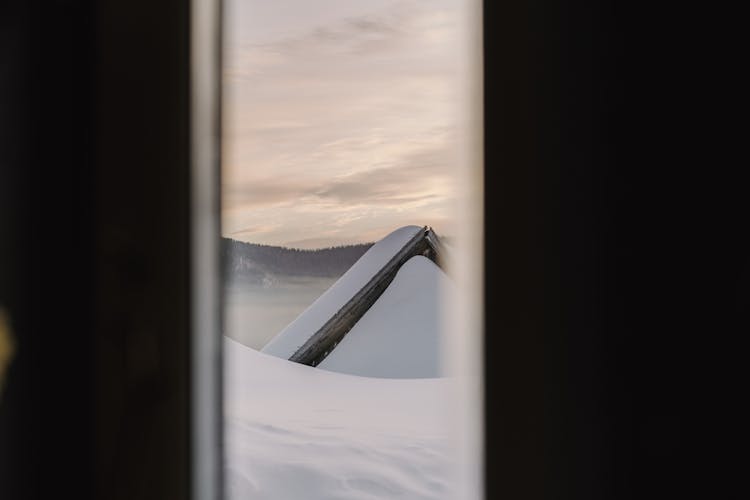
225 337 455 500
261 225 422 359
318 256 452 378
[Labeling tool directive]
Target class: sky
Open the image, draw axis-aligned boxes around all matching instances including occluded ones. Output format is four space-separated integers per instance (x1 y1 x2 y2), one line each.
222 0 472 248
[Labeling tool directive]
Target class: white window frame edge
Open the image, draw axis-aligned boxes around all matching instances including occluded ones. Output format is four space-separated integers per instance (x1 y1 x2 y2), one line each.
191 0 222 498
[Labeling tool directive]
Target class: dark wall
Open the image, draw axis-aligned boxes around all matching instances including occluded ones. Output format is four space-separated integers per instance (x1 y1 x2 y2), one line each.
1 1 97 497
1 1 192 499
92 1 191 498
484 1 745 499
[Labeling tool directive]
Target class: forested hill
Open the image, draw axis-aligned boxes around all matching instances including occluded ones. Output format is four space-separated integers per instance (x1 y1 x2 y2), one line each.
222 238 373 283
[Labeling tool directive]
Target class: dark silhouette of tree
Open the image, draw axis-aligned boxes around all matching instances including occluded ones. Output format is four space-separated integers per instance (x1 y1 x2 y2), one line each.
222 238 373 284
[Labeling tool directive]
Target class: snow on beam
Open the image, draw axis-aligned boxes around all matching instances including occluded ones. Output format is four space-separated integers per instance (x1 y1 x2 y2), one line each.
261 225 443 365
288 226 443 366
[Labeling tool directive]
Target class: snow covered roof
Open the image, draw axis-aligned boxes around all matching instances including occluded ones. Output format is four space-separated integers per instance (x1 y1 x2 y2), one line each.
261 225 423 359
318 255 451 378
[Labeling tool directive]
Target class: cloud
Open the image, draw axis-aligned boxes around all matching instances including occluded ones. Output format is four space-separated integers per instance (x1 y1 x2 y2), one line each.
224 139 455 212
222 178 314 210
227 224 281 238
225 1 457 83
313 146 454 206
258 11 407 58
221 0 467 247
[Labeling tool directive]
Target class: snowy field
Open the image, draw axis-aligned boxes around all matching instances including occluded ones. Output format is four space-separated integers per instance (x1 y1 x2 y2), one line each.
225 338 459 500
225 227 476 499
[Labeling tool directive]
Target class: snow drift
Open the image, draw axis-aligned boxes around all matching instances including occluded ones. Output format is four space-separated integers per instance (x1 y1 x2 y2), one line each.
225 337 456 500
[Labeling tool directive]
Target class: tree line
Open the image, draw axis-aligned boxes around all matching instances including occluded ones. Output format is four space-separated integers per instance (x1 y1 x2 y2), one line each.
222 238 373 281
